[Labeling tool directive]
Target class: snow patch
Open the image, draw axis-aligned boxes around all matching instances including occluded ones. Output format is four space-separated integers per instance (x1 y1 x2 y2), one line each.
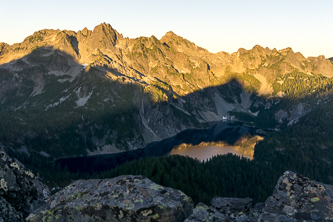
75 88 93 107
45 95 70 110
287 119 298 126
250 111 259 116
40 151 51 158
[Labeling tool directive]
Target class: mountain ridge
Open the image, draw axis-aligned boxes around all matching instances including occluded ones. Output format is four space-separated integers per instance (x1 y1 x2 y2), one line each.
1 23 333 158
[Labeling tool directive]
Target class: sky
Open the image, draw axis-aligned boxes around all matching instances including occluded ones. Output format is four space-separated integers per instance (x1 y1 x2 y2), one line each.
1 0 333 58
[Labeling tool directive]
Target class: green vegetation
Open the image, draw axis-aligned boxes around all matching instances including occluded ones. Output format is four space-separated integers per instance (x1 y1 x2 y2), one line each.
29 34 44 43
2 31 333 210
31 45 40 52
272 71 333 98
6 148 275 205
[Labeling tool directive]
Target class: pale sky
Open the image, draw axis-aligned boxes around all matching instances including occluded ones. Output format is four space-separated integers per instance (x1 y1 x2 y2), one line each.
1 0 333 58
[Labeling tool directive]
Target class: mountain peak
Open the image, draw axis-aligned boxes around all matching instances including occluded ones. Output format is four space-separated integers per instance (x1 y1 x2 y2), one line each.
93 22 113 32
164 31 177 37
160 31 182 42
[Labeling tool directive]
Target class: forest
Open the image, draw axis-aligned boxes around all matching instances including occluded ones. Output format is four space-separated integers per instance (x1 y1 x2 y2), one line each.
3 61 333 206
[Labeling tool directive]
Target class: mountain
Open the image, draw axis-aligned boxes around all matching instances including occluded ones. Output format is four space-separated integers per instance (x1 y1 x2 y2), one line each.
1 23 333 159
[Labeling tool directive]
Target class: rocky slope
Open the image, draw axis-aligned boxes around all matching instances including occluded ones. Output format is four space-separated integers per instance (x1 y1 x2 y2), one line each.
1 23 333 159
26 171 333 222
0 146 49 222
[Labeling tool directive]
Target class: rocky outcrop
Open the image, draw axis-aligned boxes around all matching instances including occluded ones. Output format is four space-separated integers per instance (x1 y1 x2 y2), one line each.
184 203 226 222
0 196 23 222
210 197 253 213
258 170 333 221
186 171 333 221
27 175 193 222
0 146 49 221
22 170 333 221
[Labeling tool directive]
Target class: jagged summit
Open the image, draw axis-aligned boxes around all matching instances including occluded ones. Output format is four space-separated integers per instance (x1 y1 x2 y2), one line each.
162 30 177 37
1 23 333 157
160 30 209 55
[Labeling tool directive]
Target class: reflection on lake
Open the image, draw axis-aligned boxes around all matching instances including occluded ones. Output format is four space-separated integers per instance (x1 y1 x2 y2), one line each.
168 146 249 161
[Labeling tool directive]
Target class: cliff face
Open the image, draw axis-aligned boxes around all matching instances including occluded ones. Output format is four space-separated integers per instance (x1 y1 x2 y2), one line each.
0 146 49 222
0 23 332 158
26 171 333 222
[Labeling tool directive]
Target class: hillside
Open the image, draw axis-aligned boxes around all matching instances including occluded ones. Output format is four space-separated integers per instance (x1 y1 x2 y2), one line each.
1 23 333 160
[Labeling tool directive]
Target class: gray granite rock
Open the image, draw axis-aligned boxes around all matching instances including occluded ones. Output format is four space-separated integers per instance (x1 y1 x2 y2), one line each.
185 202 226 222
211 197 253 214
185 171 333 221
0 196 22 222
258 170 333 221
27 175 193 222
0 146 49 221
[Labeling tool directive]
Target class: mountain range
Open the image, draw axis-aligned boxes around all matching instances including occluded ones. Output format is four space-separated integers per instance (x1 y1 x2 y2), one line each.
1 22 333 159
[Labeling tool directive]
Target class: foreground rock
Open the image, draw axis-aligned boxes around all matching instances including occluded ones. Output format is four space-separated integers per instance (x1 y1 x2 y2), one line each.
27 175 193 222
25 170 333 221
258 170 333 221
0 196 22 222
0 146 49 222
187 171 333 221
184 203 226 222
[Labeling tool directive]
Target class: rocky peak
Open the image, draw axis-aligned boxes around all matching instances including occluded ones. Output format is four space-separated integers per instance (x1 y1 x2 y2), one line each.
80 27 90 36
161 31 178 40
308 55 333 77
91 22 121 47
279 47 294 56
160 31 208 55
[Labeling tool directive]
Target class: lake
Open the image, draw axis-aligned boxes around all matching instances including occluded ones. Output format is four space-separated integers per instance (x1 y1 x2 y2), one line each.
168 145 250 161
56 121 264 173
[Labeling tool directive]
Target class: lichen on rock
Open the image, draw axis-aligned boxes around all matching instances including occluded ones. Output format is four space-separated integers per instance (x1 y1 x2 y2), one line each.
0 178 8 192
0 146 49 221
9 162 20 170
27 175 193 222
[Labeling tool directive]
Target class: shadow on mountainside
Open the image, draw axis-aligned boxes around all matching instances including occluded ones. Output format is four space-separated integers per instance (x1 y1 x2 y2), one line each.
1 47 332 173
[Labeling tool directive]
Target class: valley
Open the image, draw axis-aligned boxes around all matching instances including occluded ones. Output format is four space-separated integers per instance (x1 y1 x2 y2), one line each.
1 23 333 215
1 23 332 159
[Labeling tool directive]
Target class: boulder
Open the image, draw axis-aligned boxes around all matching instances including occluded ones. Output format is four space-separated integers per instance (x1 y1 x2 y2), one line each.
0 196 22 222
184 202 226 222
259 170 333 221
185 171 333 221
210 197 253 214
0 146 49 221
27 175 193 222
